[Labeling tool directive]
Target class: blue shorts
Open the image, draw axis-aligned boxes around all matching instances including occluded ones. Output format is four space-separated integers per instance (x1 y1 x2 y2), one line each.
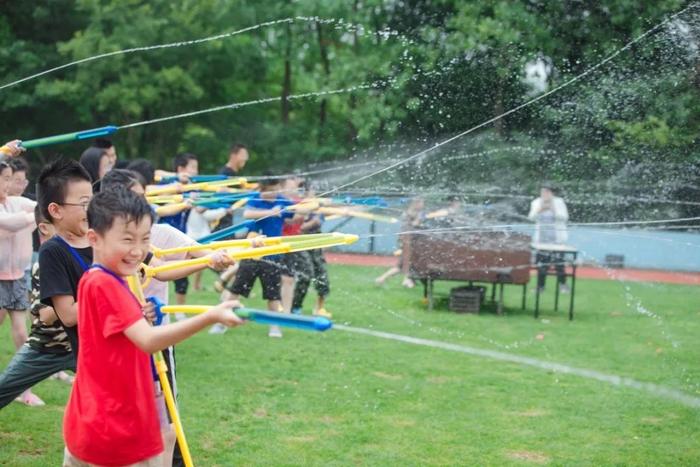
0 279 30 311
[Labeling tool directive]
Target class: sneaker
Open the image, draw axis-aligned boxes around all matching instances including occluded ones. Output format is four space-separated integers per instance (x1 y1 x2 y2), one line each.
209 323 228 335
314 308 332 318
291 307 302 315
268 325 283 338
15 390 45 407
213 280 225 293
401 277 415 289
559 284 571 294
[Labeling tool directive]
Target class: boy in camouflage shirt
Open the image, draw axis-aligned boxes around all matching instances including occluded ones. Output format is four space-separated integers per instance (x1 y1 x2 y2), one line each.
27 258 73 355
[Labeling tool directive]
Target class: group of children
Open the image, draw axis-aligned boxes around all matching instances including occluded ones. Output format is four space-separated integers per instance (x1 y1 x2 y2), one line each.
212 174 331 337
0 139 333 465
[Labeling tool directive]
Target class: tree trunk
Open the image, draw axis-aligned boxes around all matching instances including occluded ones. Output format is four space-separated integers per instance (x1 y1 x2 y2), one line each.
493 84 504 135
281 22 292 124
347 0 360 143
317 21 331 133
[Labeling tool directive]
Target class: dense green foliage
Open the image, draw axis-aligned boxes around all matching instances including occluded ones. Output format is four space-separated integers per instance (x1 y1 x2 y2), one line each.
1 1 698 220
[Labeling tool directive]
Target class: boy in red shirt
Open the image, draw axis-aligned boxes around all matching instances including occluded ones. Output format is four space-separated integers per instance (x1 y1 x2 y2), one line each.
63 188 243 466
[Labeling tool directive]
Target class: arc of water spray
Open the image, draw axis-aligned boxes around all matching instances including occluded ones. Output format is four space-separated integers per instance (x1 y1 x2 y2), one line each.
353 218 700 253
0 16 402 92
0 18 292 91
345 187 700 207
118 83 377 129
334 325 700 409
313 3 699 201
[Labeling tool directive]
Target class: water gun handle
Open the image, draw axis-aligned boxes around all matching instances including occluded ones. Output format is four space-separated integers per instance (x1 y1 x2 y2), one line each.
147 296 166 326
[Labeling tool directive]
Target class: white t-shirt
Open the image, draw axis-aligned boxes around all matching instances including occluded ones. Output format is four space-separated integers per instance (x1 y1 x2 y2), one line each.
186 207 227 241
145 223 197 324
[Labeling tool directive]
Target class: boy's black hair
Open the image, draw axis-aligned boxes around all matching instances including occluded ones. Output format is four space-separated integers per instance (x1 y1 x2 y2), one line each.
8 157 29 174
88 187 153 235
258 172 281 190
114 160 130 170
93 138 113 149
126 159 155 185
34 203 47 224
101 169 145 193
37 159 92 222
229 143 247 154
0 160 10 173
79 146 108 182
173 152 197 172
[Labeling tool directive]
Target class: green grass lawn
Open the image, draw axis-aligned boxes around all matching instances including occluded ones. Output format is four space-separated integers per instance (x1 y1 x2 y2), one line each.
1 264 699 465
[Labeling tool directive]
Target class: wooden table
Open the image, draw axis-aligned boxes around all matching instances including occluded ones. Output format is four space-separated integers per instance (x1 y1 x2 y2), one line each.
407 231 532 315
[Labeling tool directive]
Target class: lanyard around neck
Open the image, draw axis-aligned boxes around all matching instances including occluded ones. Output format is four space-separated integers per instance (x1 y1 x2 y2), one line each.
55 236 90 272
90 264 143 310
90 264 127 287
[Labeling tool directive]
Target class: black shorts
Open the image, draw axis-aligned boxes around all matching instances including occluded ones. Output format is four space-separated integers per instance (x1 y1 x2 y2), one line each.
174 277 189 295
228 259 282 301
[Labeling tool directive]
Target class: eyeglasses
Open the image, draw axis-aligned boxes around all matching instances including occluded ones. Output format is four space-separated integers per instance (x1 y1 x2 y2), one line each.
60 202 90 211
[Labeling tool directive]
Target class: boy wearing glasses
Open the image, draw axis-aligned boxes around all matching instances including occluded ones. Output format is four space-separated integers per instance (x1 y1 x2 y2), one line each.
36 159 94 361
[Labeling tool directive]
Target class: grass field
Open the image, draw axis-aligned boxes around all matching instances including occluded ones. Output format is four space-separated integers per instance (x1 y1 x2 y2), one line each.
1 264 699 465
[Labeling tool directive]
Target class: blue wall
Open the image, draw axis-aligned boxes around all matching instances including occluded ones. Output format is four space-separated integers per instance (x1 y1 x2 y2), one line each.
324 219 700 272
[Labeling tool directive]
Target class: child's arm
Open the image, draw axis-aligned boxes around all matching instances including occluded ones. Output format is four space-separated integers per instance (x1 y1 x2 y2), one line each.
243 206 281 219
52 295 78 326
124 300 244 354
200 207 228 222
283 212 306 225
150 252 233 281
301 216 321 231
0 140 24 159
0 211 35 233
154 169 190 184
156 200 192 218
38 305 58 325
16 197 36 213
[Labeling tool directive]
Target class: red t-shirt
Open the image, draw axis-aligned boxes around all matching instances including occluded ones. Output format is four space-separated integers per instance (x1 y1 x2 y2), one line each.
64 268 163 465
282 222 302 236
282 195 302 236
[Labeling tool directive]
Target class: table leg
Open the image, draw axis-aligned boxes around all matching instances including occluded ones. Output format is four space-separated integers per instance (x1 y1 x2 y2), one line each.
534 283 540 319
569 265 576 321
498 283 504 315
554 280 560 312
521 284 526 310
428 279 434 312
491 283 496 302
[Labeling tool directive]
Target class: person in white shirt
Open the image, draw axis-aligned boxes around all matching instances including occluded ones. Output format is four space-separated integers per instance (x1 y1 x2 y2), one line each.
186 206 230 290
528 183 570 293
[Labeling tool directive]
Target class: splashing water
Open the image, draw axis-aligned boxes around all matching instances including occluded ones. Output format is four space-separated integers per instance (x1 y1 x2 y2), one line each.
0 16 411 92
